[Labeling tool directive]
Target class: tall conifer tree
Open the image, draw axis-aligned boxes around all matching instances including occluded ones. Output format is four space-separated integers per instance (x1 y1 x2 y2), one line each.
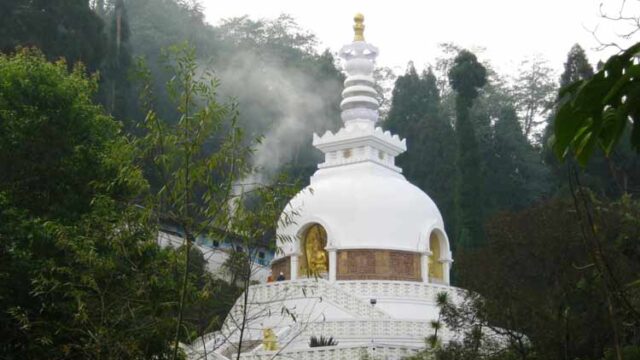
559 44 594 88
488 105 549 211
448 50 487 249
99 0 133 125
543 44 594 168
386 65 456 232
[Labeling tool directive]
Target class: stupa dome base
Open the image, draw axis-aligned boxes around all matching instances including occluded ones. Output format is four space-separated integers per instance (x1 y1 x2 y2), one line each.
185 279 463 360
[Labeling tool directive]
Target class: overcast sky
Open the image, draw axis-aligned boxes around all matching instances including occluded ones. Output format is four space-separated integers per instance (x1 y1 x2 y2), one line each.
202 0 638 78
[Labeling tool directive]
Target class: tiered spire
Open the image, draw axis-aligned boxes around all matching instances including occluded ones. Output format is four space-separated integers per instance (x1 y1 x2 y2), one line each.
339 13 380 127
312 14 406 173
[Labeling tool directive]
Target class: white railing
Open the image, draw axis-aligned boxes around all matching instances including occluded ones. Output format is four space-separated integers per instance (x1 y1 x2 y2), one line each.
188 280 462 359
188 318 451 360
184 332 228 360
239 344 422 360
335 280 463 303
230 279 391 320
296 319 454 342
189 279 392 357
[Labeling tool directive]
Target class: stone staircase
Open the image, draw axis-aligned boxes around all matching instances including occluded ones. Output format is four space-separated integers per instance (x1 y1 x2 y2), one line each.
187 279 393 359
248 279 391 318
223 279 391 324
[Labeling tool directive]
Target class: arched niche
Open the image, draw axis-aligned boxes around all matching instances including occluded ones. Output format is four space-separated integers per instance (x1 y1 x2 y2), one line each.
297 223 329 277
427 229 451 284
428 232 443 282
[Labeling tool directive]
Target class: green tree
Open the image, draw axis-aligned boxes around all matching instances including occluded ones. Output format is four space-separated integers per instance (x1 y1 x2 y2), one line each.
544 44 594 150
0 49 130 220
124 8 343 184
125 0 217 124
98 0 134 126
465 65 550 217
180 246 240 338
553 42 640 165
542 44 594 157
406 291 530 360
137 42 250 359
511 55 557 140
449 197 640 360
487 106 549 211
386 64 456 233
543 44 597 194
547 39 640 360
137 42 299 359
0 0 107 71
212 15 344 182
448 50 487 249
559 44 594 88
544 43 640 198
0 49 179 359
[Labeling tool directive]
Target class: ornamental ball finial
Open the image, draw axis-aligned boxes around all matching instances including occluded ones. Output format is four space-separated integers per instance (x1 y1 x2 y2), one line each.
353 13 365 41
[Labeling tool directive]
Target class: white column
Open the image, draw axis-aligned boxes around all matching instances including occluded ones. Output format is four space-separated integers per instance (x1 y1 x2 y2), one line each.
328 249 337 282
291 255 299 280
442 259 453 285
420 252 431 283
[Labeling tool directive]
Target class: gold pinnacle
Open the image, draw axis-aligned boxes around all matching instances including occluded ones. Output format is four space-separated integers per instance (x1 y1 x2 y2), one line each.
353 13 365 41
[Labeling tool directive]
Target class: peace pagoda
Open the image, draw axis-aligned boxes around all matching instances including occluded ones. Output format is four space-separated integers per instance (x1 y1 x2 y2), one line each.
188 14 461 360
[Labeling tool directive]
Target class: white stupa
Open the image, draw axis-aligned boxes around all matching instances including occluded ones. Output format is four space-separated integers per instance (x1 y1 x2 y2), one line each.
188 14 460 360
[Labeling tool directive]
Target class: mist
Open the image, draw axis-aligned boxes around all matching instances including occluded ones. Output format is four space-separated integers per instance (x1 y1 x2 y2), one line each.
209 48 343 224
214 49 342 180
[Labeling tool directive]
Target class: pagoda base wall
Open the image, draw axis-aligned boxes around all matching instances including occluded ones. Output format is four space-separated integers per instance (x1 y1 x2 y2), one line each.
271 249 422 282
337 249 421 282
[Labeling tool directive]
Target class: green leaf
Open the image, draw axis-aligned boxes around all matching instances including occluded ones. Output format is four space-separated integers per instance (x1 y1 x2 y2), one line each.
553 42 640 164
625 278 640 288
553 103 582 159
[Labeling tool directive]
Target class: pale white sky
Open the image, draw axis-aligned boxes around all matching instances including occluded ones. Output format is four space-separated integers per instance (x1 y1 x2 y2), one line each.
202 0 639 78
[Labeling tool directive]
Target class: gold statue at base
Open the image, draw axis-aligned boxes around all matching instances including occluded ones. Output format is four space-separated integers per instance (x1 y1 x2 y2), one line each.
262 328 278 351
304 224 328 275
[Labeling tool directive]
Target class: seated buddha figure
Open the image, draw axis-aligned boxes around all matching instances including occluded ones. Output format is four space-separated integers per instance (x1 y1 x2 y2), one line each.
262 328 278 351
305 225 328 274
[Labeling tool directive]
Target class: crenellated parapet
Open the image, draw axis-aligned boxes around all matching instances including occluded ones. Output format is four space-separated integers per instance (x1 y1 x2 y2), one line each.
313 125 406 171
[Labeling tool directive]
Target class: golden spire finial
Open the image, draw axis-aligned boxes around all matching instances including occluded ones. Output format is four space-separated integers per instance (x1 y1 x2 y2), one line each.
353 13 365 41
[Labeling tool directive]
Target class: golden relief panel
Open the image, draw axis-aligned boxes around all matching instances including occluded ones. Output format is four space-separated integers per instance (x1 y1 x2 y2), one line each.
337 249 421 281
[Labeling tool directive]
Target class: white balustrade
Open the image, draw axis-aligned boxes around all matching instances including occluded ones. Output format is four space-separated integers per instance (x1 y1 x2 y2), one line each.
188 280 462 359
296 319 454 340
239 344 422 360
233 279 391 320
335 280 462 304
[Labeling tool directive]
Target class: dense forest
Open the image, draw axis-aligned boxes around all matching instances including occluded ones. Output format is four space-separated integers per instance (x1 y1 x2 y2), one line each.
0 0 639 359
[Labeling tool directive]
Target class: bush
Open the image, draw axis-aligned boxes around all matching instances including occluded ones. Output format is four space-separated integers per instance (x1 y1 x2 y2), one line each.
309 335 338 347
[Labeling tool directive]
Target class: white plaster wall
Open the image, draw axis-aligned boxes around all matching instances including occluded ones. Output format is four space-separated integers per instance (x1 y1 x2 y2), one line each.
276 162 448 257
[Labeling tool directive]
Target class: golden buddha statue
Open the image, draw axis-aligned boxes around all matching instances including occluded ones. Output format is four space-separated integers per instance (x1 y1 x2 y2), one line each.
304 224 328 274
262 328 278 351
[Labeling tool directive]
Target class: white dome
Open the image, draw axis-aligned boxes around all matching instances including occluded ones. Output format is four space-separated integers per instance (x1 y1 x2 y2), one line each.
276 162 449 258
